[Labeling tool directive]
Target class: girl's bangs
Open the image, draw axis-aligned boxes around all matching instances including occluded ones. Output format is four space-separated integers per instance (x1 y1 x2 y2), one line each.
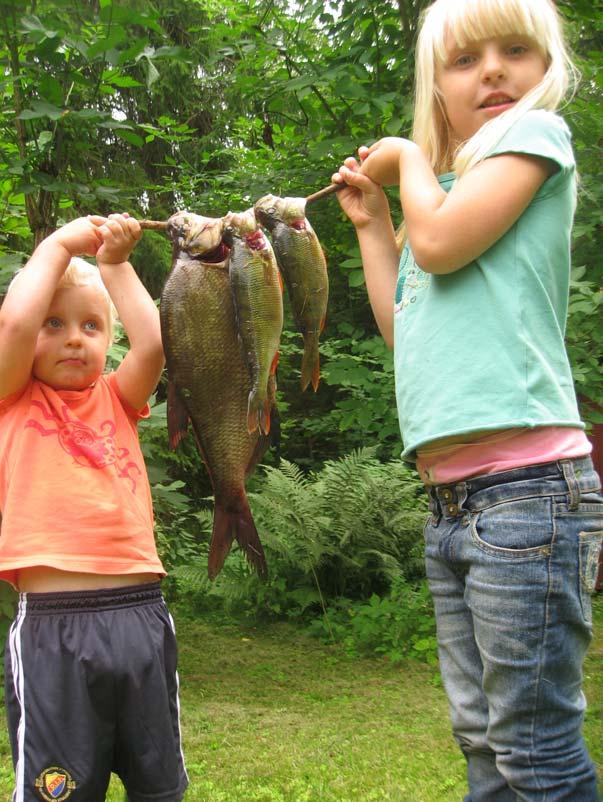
431 0 546 63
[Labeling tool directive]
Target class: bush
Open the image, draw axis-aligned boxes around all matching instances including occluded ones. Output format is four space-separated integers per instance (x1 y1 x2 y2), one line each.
171 448 429 622
307 577 438 665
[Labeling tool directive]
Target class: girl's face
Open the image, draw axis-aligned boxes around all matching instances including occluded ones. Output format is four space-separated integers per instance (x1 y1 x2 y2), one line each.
435 33 548 143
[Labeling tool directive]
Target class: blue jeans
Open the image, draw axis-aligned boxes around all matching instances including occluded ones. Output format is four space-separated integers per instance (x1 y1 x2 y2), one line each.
424 456 603 802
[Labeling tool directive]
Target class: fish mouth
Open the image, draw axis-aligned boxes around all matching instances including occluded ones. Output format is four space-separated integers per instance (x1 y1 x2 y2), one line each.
195 241 231 264
254 194 307 228
167 211 230 265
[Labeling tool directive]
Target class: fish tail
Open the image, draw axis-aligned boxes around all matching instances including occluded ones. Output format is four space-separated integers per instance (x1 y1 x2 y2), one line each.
208 497 267 580
300 333 320 392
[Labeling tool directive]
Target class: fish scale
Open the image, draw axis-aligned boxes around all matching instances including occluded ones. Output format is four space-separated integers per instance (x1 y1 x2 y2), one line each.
254 195 328 391
226 210 283 435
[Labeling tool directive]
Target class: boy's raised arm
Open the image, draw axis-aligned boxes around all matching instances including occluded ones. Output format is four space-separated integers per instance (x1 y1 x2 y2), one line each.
94 214 165 411
0 218 103 400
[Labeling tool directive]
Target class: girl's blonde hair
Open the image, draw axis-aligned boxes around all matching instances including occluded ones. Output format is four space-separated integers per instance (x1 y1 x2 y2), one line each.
59 257 118 341
413 0 578 177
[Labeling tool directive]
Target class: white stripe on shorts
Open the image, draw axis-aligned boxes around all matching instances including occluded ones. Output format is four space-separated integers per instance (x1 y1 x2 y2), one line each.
8 593 28 802
167 609 189 784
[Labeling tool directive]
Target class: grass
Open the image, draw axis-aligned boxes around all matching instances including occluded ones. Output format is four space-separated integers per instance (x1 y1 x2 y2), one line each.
0 598 601 801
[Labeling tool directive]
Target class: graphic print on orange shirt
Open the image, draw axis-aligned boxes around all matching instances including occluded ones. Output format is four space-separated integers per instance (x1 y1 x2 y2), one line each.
25 398 141 493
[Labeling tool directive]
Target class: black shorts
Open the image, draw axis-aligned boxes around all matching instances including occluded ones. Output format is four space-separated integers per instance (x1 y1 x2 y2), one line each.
4 582 188 802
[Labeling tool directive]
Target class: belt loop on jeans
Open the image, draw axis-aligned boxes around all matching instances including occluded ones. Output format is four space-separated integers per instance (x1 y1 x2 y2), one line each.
427 487 442 526
560 459 580 511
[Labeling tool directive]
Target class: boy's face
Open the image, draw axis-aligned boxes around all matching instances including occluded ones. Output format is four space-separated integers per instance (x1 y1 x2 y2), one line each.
33 284 111 391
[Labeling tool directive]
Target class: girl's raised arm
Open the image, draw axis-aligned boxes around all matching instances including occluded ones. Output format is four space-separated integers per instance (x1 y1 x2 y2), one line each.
357 138 553 275
333 159 400 347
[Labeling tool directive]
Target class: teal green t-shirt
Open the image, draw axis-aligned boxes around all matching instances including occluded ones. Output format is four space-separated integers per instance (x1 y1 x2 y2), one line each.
393 110 583 460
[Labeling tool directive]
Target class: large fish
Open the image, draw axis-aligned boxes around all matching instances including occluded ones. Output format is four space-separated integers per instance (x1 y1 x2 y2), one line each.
224 209 283 436
160 210 273 579
254 194 328 392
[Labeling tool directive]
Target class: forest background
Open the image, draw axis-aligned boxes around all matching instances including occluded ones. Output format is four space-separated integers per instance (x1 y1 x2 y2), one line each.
0 0 601 659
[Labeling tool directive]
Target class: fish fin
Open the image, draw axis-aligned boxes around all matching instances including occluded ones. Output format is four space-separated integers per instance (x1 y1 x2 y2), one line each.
270 350 280 376
246 390 262 435
261 398 271 436
167 381 190 450
246 435 267 478
249 393 271 436
248 350 280 435
208 497 267 580
300 334 320 392
257 350 280 435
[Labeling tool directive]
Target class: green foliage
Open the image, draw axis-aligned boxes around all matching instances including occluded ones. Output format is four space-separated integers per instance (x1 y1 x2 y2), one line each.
1 0 601 460
308 578 438 665
0 0 600 648
171 448 428 620
0 583 16 699
567 266 603 420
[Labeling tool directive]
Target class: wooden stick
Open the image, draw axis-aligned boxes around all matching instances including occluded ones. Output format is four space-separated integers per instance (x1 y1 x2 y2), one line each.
305 182 346 204
139 181 346 228
139 220 169 231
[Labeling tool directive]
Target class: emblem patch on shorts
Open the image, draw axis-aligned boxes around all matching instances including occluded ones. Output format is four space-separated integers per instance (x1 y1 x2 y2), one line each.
35 767 76 801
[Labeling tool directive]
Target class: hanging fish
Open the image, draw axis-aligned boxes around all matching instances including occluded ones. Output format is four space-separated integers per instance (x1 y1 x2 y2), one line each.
223 209 283 436
160 210 275 579
254 194 328 392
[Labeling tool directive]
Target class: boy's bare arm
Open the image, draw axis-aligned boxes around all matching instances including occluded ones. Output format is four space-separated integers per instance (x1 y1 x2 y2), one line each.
0 218 103 400
94 214 165 410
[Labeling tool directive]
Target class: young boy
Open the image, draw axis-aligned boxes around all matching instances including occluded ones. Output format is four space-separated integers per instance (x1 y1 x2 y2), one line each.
0 214 188 801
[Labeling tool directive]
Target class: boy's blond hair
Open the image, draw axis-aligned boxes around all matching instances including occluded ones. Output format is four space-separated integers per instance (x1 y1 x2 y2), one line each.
59 257 117 340
10 256 118 341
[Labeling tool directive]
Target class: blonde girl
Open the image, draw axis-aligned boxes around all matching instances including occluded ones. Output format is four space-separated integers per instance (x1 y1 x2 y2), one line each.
333 0 603 799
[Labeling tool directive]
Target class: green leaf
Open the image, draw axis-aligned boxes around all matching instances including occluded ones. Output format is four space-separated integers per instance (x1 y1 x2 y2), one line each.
39 76 63 106
18 101 64 121
87 29 128 59
37 131 53 148
340 257 363 269
348 269 366 288
116 129 145 148
153 46 190 62
101 7 163 35
102 72 144 88
20 15 58 39
143 58 160 89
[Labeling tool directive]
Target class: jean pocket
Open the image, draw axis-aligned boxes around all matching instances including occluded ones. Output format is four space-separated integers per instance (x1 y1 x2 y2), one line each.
579 530 603 623
470 496 553 559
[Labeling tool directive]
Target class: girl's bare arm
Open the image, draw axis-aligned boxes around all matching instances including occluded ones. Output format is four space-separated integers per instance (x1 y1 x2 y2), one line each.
358 138 552 274
332 161 399 347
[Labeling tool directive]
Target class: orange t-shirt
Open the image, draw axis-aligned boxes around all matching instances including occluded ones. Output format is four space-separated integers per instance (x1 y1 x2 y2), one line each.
0 373 166 588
